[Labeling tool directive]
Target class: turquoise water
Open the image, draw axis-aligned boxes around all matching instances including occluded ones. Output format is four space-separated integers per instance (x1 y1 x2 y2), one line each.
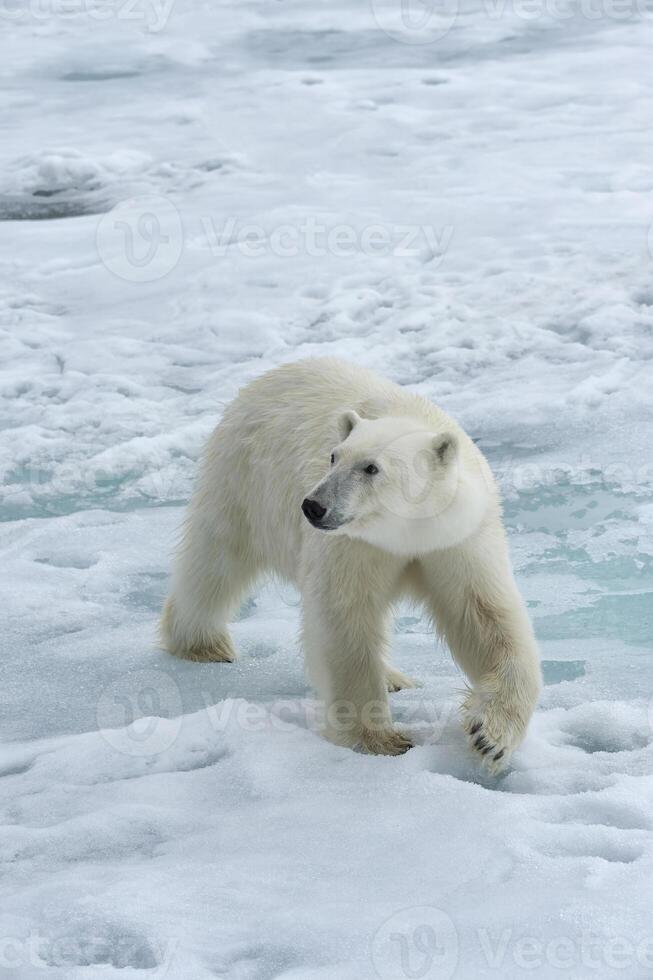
3 445 650 743
502 476 652 653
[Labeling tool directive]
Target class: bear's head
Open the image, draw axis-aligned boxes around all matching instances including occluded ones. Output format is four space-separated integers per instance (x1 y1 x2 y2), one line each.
301 411 491 556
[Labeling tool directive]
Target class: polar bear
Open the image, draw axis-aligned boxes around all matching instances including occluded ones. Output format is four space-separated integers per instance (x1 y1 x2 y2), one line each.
161 358 541 770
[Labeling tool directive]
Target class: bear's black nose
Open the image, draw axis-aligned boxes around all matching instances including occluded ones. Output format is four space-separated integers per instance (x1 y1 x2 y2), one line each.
302 498 327 525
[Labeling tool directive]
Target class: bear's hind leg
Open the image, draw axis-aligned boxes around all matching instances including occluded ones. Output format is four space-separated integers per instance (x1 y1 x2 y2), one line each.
161 517 260 663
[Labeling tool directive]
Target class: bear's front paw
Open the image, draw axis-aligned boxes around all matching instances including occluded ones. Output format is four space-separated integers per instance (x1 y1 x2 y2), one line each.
385 665 420 693
358 726 413 756
462 688 529 774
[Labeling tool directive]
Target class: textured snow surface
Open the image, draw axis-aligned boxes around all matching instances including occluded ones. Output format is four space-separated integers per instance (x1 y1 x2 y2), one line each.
1 1 653 978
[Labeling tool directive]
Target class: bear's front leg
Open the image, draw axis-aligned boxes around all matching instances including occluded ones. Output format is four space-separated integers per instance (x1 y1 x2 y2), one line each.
419 522 541 773
300 542 412 756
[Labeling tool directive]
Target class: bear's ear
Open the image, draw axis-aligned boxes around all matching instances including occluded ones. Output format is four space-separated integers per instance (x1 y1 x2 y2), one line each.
433 432 458 466
338 409 361 442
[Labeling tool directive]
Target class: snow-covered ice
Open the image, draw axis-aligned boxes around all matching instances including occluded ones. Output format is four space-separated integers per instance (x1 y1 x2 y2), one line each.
1 0 653 977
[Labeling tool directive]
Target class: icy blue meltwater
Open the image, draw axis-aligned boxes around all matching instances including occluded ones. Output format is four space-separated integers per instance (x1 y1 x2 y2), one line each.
502 471 653 697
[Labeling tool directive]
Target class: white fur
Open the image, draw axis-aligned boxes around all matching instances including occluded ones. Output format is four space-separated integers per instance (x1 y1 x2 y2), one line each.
162 358 541 770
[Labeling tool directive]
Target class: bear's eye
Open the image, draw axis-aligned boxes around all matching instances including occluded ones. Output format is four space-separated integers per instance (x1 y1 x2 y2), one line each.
330 453 335 465
364 463 379 475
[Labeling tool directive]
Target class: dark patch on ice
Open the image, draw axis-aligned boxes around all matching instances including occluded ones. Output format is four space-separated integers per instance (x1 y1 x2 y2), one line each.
236 595 257 620
217 941 305 980
165 382 203 394
394 615 427 634
369 147 400 158
542 838 643 864
633 290 653 307
61 70 142 82
0 193 110 221
38 921 162 970
3 463 53 486
3 381 31 399
152 745 229 774
242 28 404 68
0 757 34 777
240 19 607 70
34 555 97 570
244 642 279 661
196 158 230 172
563 727 649 755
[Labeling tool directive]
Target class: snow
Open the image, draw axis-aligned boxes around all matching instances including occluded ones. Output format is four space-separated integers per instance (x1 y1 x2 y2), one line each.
1 0 653 977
